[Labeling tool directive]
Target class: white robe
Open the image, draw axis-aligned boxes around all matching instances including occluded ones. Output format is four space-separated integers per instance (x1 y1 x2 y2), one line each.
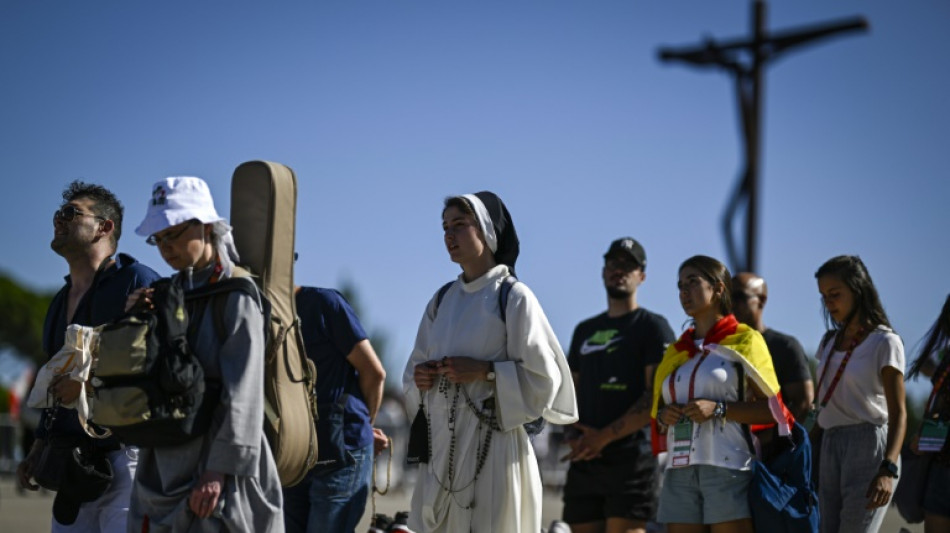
403 265 577 533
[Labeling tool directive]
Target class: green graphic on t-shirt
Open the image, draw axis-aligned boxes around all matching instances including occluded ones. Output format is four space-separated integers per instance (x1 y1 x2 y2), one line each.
579 329 623 355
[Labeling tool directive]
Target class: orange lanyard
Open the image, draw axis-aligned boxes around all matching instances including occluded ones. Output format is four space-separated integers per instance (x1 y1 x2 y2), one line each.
815 327 865 408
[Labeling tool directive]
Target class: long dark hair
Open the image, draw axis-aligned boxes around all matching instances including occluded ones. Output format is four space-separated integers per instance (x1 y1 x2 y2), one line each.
814 255 891 331
679 255 732 317
908 294 950 380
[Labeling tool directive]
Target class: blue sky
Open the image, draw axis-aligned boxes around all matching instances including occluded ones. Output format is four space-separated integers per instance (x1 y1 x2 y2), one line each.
1 1 947 398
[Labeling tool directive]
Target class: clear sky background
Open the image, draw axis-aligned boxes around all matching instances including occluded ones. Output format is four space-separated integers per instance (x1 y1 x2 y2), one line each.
1 1 947 398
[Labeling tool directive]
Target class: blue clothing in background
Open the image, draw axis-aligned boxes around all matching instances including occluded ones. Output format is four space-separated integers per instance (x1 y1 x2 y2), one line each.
295 287 372 452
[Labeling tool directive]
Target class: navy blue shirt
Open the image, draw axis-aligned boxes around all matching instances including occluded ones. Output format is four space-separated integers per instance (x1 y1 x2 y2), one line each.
296 287 372 450
37 254 161 444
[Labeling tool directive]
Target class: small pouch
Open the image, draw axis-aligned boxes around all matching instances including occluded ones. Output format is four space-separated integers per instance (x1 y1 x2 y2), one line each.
33 430 81 491
406 402 430 465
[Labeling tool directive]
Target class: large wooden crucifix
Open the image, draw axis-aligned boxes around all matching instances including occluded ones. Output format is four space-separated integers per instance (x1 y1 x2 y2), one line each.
658 1 867 274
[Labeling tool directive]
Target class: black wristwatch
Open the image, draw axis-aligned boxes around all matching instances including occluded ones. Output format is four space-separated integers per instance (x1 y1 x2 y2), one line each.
879 459 899 478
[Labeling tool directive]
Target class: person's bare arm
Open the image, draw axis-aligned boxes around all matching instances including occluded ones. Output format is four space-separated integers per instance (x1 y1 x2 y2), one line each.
346 339 386 423
683 379 776 425
562 364 656 461
865 366 906 509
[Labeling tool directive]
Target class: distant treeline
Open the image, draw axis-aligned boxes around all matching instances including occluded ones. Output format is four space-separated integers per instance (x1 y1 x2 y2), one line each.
0 273 54 365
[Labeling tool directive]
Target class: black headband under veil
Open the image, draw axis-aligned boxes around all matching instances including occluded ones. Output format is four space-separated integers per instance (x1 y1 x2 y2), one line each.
469 191 520 275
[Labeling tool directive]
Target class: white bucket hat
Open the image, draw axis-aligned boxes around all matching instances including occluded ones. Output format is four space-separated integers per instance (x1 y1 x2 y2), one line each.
135 177 225 237
135 177 240 277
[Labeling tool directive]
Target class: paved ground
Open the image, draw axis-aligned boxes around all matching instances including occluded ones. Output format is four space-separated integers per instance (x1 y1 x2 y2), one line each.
0 473 924 533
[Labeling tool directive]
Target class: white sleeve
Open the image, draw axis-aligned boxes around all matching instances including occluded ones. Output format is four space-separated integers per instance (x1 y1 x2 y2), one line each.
878 331 905 376
402 292 439 420
494 283 577 431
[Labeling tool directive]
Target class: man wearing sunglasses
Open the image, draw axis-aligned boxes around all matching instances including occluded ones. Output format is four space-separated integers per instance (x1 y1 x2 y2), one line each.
17 181 160 532
731 272 814 422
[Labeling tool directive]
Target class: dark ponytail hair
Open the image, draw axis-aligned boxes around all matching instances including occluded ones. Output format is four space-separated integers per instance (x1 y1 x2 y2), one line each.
908 294 950 380
679 255 732 317
814 255 891 331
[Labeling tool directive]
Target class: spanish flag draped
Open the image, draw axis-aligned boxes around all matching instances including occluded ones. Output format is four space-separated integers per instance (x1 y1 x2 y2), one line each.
649 314 793 455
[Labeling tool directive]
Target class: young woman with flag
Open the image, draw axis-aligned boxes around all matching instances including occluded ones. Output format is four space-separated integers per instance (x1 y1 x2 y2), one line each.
812 255 906 533
650 255 792 533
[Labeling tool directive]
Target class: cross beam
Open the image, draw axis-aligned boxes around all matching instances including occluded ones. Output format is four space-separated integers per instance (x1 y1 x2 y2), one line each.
658 1 867 274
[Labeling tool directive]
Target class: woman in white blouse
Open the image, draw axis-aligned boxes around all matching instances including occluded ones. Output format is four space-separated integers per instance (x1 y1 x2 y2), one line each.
813 255 906 533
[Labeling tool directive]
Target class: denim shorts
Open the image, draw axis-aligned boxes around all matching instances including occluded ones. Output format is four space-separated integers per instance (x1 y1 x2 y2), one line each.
923 460 950 518
656 464 752 525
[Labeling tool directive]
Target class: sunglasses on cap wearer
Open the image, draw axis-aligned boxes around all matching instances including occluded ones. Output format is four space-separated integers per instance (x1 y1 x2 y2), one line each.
146 220 201 246
54 205 106 223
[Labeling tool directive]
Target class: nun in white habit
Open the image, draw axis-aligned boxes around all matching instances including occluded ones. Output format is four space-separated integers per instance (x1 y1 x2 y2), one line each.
403 191 577 533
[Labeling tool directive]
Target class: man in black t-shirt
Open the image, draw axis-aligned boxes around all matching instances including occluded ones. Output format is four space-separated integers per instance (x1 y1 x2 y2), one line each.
732 272 814 421
562 237 674 533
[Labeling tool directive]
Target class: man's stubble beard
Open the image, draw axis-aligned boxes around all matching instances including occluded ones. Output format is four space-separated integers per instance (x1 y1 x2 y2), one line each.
606 286 632 300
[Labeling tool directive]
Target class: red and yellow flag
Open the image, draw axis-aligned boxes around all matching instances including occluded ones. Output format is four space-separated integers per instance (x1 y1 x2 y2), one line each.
650 314 793 455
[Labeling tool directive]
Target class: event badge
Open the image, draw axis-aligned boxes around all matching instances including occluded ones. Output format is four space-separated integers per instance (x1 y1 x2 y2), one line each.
670 420 693 467
918 419 949 453
802 408 818 432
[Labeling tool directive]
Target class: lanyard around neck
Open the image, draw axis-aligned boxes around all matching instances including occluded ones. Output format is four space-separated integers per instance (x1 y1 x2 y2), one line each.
669 350 711 405
927 350 950 414
815 327 866 408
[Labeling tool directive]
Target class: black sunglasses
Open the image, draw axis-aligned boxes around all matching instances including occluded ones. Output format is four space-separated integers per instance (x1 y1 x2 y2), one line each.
146 220 200 246
54 205 106 222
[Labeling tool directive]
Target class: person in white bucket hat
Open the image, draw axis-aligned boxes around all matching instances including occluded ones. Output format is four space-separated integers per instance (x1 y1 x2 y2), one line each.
134 177 240 281
126 176 284 533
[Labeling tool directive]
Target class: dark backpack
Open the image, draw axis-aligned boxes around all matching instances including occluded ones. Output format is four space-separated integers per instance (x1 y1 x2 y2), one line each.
737 365 819 533
92 278 222 447
434 275 546 437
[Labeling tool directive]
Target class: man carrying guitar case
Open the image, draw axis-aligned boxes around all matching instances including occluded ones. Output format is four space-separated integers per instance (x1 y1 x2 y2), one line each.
229 160 319 487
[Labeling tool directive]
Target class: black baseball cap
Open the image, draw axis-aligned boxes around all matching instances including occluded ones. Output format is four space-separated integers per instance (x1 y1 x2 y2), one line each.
603 237 646 269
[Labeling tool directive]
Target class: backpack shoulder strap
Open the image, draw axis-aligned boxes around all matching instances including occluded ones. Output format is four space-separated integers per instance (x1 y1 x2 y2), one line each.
432 281 454 319
497 275 519 323
185 273 259 342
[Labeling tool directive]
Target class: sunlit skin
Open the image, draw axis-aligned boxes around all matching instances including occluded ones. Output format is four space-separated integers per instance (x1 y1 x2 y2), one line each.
817 275 859 334
46 198 116 407
602 254 645 302
413 205 496 393
50 197 108 259
18 196 116 492
677 266 721 333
